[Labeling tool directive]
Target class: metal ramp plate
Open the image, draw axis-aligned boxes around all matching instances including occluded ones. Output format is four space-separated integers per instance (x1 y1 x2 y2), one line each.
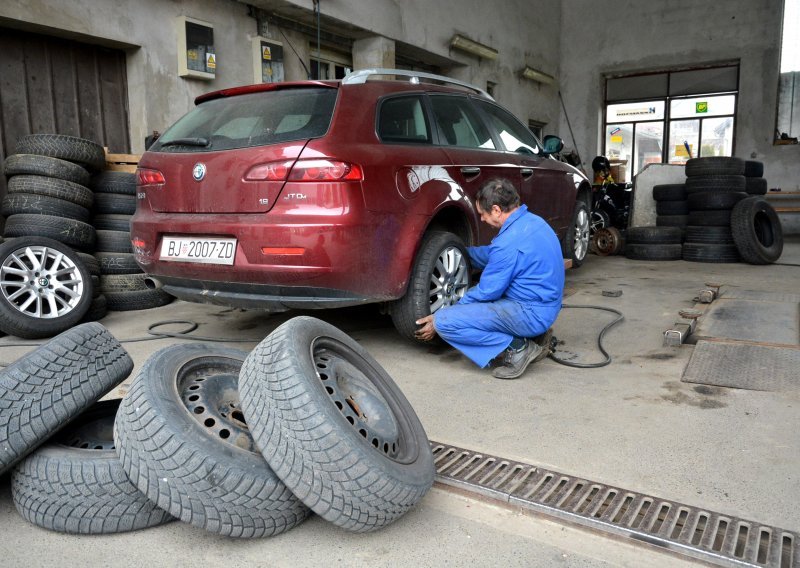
682 340 800 391
691 299 799 346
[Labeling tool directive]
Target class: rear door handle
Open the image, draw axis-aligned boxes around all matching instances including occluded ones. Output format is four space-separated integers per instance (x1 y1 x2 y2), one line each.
460 167 481 177
521 168 534 179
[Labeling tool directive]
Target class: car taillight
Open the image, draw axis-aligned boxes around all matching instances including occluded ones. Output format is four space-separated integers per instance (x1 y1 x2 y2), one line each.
137 168 165 187
245 159 363 182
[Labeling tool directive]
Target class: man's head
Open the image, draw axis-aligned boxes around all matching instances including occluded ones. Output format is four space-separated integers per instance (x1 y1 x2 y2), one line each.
475 178 521 229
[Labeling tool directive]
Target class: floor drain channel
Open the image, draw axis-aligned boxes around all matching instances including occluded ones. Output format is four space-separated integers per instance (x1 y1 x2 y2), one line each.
430 442 798 568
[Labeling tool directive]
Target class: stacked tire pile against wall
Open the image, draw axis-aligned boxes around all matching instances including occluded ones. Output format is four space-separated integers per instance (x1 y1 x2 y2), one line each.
0 317 434 538
627 156 783 264
0 134 171 340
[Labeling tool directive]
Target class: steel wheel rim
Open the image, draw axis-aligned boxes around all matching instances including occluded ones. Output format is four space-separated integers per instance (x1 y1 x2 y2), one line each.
313 337 408 462
573 208 590 260
60 406 117 451
178 358 255 453
0 244 85 319
429 245 468 313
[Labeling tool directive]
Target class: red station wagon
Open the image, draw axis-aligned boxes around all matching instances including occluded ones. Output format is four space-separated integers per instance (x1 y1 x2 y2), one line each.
132 69 591 341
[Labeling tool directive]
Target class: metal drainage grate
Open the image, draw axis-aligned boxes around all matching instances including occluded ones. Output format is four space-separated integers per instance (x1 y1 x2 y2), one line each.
431 442 798 568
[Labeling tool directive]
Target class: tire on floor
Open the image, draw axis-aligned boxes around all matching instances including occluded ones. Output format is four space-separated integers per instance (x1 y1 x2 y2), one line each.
682 243 740 263
0 322 133 475
113 344 310 538
11 399 174 534
625 243 683 261
239 316 435 533
730 197 783 264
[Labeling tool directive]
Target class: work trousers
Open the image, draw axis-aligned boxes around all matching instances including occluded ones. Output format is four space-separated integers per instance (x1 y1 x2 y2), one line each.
433 298 560 368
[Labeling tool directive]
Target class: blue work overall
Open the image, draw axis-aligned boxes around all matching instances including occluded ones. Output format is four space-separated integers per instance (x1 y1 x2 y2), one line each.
433 205 565 368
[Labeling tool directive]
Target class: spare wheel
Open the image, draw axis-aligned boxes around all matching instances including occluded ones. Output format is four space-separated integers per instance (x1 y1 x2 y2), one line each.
239 316 435 533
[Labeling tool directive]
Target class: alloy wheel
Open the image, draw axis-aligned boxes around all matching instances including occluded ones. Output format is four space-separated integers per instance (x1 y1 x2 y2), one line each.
573 207 590 261
428 245 469 313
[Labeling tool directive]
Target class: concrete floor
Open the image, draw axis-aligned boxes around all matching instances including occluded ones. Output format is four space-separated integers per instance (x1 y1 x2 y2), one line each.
0 238 798 567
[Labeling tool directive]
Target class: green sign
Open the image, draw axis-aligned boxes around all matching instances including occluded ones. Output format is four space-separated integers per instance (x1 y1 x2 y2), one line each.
696 101 708 113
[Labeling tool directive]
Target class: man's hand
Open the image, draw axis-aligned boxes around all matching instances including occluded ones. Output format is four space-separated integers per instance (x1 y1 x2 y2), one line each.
415 314 437 341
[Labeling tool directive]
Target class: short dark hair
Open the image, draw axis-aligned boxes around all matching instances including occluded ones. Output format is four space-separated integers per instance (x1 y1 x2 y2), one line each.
476 178 520 213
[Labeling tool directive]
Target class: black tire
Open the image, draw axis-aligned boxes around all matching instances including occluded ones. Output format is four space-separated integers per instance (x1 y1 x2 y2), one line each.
93 193 136 215
656 214 689 227
11 400 173 534
390 231 470 342
100 273 148 293
688 210 732 227
14 134 105 172
114 344 310 538
652 184 686 201
655 200 689 215
0 237 94 339
4 155 90 186
730 197 783 264
687 191 748 211
3 214 95 251
626 226 682 245
744 160 764 178
625 243 682 261
685 175 746 194
685 156 745 177
81 294 108 322
95 252 142 275
683 243 740 263
89 171 136 195
7 175 94 209
2 193 89 222
239 316 434 532
684 226 735 245
562 200 590 268
0 322 133 475
92 214 132 232
95 230 132 253
76 251 101 276
745 177 768 196
105 288 173 311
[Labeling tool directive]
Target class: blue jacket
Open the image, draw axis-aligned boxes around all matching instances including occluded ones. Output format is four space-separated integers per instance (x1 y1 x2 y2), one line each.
461 204 564 308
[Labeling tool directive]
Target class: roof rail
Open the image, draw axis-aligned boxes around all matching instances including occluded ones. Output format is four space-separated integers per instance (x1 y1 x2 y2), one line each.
342 68 493 100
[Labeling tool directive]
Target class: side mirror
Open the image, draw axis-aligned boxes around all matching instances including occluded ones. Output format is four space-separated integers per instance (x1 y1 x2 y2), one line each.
542 135 564 155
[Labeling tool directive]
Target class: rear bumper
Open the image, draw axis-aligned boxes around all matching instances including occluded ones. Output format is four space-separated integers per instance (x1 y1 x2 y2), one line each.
158 276 372 311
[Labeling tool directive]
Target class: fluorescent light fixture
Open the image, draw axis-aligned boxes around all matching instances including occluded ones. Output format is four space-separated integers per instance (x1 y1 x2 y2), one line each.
521 66 555 85
450 34 498 60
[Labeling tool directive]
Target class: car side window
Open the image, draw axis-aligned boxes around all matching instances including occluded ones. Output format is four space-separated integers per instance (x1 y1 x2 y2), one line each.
474 100 541 155
430 96 495 149
378 96 431 144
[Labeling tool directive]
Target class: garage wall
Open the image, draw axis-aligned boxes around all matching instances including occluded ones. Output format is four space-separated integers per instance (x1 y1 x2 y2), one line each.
247 0 563 137
0 0 260 153
558 0 797 191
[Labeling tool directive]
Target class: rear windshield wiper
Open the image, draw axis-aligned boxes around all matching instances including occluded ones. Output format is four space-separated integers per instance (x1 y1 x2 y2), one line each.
159 137 209 148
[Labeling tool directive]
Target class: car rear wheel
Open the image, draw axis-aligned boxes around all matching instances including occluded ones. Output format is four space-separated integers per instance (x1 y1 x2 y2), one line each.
390 231 470 343
563 201 589 267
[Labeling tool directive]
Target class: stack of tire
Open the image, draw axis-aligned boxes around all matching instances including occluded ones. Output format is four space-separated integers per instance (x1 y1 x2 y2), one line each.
624 225 683 261
0 134 103 338
90 171 172 311
681 157 749 263
653 182 689 240
2 318 434 539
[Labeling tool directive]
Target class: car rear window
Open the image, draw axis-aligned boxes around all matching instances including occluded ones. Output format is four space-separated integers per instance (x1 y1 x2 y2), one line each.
151 87 337 152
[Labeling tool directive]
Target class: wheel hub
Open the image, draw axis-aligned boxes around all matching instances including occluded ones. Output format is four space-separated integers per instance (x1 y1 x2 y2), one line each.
314 345 401 458
429 245 468 312
179 365 255 453
0 244 85 318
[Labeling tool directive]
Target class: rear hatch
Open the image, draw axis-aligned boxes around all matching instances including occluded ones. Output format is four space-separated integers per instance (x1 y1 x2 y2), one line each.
142 85 338 214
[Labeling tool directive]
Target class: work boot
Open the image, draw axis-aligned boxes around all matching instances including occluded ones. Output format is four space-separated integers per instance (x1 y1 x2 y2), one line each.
492 339 543 380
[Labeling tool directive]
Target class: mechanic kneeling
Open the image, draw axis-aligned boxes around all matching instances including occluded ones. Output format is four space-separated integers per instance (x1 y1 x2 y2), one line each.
415 178 564 379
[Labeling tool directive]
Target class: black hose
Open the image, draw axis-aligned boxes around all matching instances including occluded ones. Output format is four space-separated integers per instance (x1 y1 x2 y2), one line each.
547 304 624 369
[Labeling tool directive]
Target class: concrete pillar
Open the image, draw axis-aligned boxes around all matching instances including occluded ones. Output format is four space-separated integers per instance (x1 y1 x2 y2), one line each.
352 36 395 70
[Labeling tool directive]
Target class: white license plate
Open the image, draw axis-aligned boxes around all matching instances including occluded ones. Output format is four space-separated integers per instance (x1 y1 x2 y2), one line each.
160 236 237 265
